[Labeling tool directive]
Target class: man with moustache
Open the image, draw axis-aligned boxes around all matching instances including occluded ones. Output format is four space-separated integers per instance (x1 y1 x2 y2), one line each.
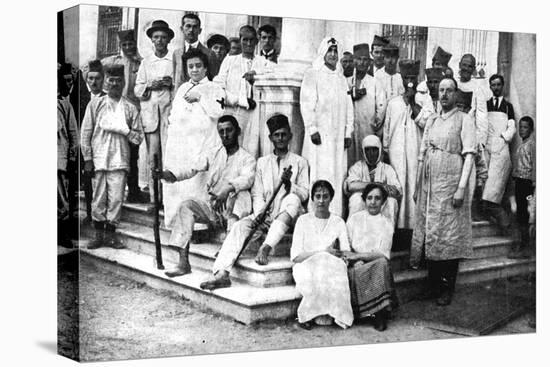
199 114 309 288
214 25 275 158
173 13 218 88
341 51 355 78
81 65 144 249
376 43 405 102
347 43 386 166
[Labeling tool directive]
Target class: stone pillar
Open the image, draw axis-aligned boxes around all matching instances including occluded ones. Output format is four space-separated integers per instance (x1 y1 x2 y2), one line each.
253 18 327 156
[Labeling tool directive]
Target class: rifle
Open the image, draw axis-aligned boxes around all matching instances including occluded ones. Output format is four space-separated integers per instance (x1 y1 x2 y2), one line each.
152 154 164 270
235 165 292 261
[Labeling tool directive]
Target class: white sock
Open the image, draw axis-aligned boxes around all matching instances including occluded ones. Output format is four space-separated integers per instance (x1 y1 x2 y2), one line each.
264 219 289 248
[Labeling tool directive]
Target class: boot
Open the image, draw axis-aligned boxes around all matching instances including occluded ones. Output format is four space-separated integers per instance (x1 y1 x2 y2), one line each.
165 245 192 278
105 223 125 249
509 225 531 259
436 262 457 306
200 270 231 290
416 261 440 300
58 220 74 248
373 310 388 331
88 221 105 249
471 193 486 222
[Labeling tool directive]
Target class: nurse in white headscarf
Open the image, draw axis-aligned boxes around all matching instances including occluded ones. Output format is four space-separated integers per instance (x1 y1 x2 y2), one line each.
344 134 401 224
300 37 354 217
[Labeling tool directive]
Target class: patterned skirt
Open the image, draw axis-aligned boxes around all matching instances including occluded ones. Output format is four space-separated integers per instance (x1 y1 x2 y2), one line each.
348 257 397 318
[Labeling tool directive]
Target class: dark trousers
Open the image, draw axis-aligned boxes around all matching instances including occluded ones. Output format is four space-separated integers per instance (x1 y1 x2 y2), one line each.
127 143 140 194
427 259 460 293
515 178 533 226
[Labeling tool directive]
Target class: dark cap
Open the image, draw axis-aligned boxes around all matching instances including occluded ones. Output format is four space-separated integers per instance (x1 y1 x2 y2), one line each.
266 114 290 135
372 35 390 47
104 64 125 77
399 59 420 77
353 43 370 57
88 59 104 74
207 34 230 50
382 43 400 57
117 29 136 43
425 67 446 81
146 20 174 40
432 46 452 66
59 62 73 75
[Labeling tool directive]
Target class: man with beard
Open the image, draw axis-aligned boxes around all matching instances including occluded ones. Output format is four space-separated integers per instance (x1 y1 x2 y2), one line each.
347 43 386 166
258 24 278 63
173 13 218 87
154 115 256 278
102 29 147 203
214 25 275 158
341 51 354 78
207 34 230 76
81 65 144 249
368 35 390 77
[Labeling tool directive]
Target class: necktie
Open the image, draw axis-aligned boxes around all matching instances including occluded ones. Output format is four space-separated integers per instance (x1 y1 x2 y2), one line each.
494 97 499 110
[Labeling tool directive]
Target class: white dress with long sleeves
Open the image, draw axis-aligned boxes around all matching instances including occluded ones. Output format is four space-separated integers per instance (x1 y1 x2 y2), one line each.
291 213 354 328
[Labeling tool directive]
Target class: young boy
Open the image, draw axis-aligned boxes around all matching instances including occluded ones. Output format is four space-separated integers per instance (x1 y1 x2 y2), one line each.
509 116 535 258
81 65 144 249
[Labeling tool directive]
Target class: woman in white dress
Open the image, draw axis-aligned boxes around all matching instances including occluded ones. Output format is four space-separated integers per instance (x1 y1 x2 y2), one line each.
344 183 397 331
291 180 354 330
163 49 225 228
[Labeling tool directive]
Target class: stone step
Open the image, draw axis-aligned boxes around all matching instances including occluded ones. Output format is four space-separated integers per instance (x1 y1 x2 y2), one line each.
79 194 500 239
80 247 300 325
81 221 294 288
79 243 535 324
82 217 519 288
395 256 536 303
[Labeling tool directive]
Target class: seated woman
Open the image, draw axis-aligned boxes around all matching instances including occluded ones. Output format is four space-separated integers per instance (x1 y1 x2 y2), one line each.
291 180 354 330
344 183 397 331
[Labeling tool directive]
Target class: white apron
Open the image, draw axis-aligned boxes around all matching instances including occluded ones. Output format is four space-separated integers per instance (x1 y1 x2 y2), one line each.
482 111 512 204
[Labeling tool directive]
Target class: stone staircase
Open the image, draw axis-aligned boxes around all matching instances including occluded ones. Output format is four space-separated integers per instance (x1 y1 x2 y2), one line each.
78 196 535 324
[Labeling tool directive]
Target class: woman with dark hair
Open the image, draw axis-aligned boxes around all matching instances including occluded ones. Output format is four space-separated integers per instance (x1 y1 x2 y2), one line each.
291 180 353 329
344 183 396 331
163 48 225 229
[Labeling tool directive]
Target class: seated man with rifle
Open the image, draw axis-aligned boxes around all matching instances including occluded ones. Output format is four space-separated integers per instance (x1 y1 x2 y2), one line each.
200 114 310 290
154 114 256 278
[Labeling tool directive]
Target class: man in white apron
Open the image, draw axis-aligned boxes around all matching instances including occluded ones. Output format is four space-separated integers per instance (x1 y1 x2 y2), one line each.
481 74 516 233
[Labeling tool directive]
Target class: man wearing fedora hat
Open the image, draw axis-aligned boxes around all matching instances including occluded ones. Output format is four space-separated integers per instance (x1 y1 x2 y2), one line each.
173 13 218 89
347 43 386 166
135 19 175 204
383 60 426 242
102 29 147 204
207 33 230 76
82 65 144 249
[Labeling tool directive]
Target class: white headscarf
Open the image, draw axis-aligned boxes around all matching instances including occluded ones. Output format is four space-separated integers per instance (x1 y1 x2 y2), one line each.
362 135 382 165
312 36 344 73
